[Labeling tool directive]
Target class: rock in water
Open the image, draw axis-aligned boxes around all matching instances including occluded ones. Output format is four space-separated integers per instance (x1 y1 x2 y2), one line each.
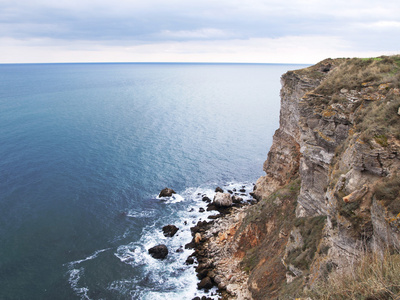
148 244 168 259
159 188 176 197
213 192 232 207
215 187 224 193
162 224 179 237
197 276 213 290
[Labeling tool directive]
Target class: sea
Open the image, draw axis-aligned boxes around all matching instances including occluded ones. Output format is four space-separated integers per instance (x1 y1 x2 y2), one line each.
0 62 307 300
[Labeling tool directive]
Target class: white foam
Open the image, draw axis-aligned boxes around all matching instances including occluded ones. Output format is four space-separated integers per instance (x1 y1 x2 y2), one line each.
126 209 156 218
65 181 255 299
156 193 185 203
66 248 111 267
65 248 111 299
67 268 91 300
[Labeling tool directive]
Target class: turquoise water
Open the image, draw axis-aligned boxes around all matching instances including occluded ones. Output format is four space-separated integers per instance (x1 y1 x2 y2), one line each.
0 63 307 299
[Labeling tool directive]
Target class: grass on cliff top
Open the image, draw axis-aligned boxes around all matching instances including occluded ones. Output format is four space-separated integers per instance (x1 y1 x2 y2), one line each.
308 250 400 300
314 55 400 95
356 90 400 141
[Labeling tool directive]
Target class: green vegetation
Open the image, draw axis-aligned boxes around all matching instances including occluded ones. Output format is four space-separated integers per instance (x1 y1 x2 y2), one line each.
374 174 400 215
305 55 400 146
374 134 389 147
240 55 400 299
307 251 400 299
236 178 303 299
336 193 372 240
239 178 301 232
286 216 327 270
305 56 400 145
242 247 260 274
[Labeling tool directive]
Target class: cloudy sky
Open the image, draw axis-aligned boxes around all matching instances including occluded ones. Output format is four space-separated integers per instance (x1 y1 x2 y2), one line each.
1 0 399 63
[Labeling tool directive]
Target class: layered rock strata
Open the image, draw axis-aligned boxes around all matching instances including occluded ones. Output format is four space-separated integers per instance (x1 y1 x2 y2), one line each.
196 56 400 299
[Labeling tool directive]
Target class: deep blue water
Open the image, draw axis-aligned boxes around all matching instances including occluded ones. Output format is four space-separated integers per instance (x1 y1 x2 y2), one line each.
0 63 307 299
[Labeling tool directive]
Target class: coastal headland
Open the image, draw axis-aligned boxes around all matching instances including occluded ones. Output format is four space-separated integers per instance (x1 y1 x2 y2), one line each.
185 56 400 299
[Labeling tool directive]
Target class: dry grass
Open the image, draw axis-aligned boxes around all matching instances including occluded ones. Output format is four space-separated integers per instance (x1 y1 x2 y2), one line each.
374 174 400 215
356 92 400 141
308 251 400 299
314 56 400 95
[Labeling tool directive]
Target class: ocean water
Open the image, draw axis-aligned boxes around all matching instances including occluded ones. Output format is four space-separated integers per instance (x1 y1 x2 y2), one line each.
0 63 307 299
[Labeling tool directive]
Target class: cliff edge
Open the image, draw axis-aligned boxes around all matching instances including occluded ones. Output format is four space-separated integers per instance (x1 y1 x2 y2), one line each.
207 56 400 299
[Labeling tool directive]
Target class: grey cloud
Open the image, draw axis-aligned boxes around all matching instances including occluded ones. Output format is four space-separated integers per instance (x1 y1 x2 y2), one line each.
0 0 399 49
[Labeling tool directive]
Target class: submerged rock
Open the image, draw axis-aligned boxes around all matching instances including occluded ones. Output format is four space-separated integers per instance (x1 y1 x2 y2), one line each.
232 195 243 204
159 188 176 197
162 224 179 237
148 244 168 259
186 256 195 265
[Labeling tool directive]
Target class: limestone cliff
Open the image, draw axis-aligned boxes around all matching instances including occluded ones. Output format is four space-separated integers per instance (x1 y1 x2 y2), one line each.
233 56 400 299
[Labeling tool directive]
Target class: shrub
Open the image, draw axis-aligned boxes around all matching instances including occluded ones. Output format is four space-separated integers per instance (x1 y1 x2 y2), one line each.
308 250 400 299
286 216 327 270
374 175 400 215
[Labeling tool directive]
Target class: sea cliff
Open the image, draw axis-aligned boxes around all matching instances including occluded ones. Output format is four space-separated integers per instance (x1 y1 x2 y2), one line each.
194 56 400 299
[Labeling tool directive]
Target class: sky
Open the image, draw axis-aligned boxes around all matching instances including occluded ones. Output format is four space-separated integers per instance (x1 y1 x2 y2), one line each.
1 0 399 64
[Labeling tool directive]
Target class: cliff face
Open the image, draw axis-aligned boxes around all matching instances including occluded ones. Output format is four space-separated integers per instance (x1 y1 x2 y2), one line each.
243 56 400 298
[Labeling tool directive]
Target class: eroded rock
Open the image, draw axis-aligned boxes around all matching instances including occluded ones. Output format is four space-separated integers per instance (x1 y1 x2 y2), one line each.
213 192 232 207
162 224 179 237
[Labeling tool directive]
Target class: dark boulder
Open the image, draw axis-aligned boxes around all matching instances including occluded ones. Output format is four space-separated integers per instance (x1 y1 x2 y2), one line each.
186 256 195 265
250 192 260 201
185 241 195 249
148 244 168 259
202 196 211 203
190 220 209 235
162 225 179 237
159 188 176 197
199 207 205 213
215 187 224 193
232 195 243 204
206 203 218 211
197 276 213 290
208 214 221 219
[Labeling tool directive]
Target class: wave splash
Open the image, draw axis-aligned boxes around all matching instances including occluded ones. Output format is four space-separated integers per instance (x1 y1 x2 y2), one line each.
64 181 255 299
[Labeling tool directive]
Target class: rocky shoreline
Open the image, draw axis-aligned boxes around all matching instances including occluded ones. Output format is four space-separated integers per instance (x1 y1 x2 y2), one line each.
154 186 257 299
150 56 400 300
185 188 256 300
187 205 252 300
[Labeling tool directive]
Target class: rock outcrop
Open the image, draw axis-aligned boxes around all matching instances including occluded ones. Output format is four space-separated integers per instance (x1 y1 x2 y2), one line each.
159 188 176 197
213 192 233 207
148 244 168 259
206 56 400 299
162 224 179 237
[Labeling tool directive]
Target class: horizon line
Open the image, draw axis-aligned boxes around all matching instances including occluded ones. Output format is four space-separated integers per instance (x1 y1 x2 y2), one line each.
0 61 313 66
